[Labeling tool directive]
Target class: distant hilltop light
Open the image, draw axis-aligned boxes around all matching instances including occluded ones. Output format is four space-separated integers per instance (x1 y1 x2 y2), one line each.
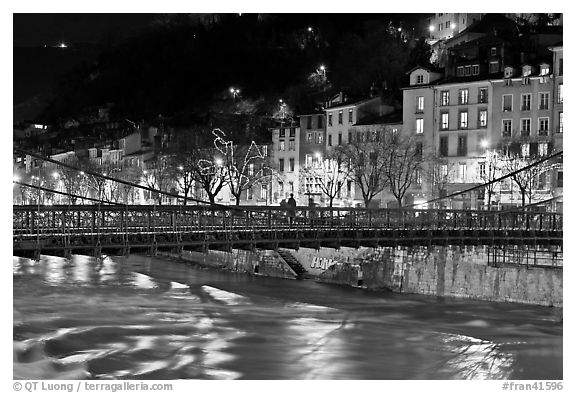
58 42 68 48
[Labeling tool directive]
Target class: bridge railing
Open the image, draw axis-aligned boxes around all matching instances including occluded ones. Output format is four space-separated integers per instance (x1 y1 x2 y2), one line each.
13 205 563 236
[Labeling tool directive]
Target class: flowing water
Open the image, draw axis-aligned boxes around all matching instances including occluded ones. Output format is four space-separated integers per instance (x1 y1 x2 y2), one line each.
13 254 562 380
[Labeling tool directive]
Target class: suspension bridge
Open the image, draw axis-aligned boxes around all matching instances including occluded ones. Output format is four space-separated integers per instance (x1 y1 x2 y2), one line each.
13 149 563 262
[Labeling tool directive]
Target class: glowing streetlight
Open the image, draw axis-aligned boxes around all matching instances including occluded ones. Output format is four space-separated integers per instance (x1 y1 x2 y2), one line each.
215 158 223 166
52 172 59 179
178 165 184 171
229 87 240 100
307 26 313 32
14 175 20 183
480 139 489 149
429 25 435 32
451 23 456 29
59 42 68 48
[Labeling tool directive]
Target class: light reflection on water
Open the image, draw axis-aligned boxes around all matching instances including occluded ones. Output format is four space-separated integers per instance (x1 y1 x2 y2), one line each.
13 254 562 380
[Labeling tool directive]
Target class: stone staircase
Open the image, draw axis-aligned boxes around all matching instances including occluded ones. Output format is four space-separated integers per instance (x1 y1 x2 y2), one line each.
277 249 308 278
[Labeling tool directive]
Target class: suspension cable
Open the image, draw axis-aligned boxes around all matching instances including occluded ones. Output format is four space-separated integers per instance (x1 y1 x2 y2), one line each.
13 181 125 206
407 150 563 209
14 148 240 210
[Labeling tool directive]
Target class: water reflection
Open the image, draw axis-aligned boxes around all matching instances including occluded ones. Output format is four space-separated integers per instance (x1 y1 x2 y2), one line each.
13 254 562 380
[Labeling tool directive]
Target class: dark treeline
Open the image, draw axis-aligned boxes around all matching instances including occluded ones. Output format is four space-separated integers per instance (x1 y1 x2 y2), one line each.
39 13 433 127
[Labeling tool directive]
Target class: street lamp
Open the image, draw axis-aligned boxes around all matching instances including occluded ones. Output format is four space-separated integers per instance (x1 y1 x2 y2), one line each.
229 87 240 101
318 64 326 77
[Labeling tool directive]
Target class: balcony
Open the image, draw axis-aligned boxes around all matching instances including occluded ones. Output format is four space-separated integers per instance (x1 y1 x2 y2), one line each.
538 129 550 137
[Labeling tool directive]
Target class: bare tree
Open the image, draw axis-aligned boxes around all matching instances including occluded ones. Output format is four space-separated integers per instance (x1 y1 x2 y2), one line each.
478 150 502 209
423 153 452 209
300 146 350 208
57 157 89 205
142 155 174 205
384 134 421 208
501 148 559 207
343 128 390 207
213 129 274 205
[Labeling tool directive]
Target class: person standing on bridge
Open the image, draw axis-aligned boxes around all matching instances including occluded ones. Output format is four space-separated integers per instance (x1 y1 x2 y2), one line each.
287 193 297 226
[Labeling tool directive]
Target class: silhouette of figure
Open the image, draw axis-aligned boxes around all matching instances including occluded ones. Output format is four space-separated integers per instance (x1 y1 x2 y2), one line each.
287 193 297 225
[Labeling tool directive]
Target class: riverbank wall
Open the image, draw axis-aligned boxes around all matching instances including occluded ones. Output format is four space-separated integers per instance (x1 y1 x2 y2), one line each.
315 245 562 307
157 244 562 307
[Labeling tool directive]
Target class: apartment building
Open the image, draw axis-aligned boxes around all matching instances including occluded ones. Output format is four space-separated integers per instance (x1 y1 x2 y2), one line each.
404 27 562 210
271 122 300 204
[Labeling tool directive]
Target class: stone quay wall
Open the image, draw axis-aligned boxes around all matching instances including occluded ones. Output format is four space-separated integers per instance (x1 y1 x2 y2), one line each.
317 246 562 307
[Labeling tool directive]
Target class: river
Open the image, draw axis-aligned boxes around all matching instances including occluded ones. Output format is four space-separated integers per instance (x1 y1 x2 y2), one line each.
13 253 562 380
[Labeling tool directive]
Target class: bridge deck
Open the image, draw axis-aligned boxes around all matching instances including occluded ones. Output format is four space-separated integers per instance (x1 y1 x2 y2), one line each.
13 205 563 257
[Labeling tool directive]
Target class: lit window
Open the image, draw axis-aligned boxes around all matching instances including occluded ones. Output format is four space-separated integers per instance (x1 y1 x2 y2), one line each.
478 110 487 127
558 84 563 104
459 89 469 104
559 112 563 133
478 88 488 103
472 65 480 75
416 96 424 112
458 163 467 181
279 141 285 151
261 184 268 200
440 164 448 176
306 133 313 143
441 113 449 130
459 111 468 129
521 143 530 158
479 162 486 177
540 64 550 75
441 91 450 106
538 143 548 157
416 119 424 134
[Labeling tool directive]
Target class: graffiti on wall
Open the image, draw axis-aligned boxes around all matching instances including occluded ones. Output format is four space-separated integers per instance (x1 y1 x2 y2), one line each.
310 257 338 270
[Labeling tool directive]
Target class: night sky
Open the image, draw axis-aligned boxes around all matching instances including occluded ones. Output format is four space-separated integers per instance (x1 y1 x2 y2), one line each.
13 14 158 47
13 14 160 120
